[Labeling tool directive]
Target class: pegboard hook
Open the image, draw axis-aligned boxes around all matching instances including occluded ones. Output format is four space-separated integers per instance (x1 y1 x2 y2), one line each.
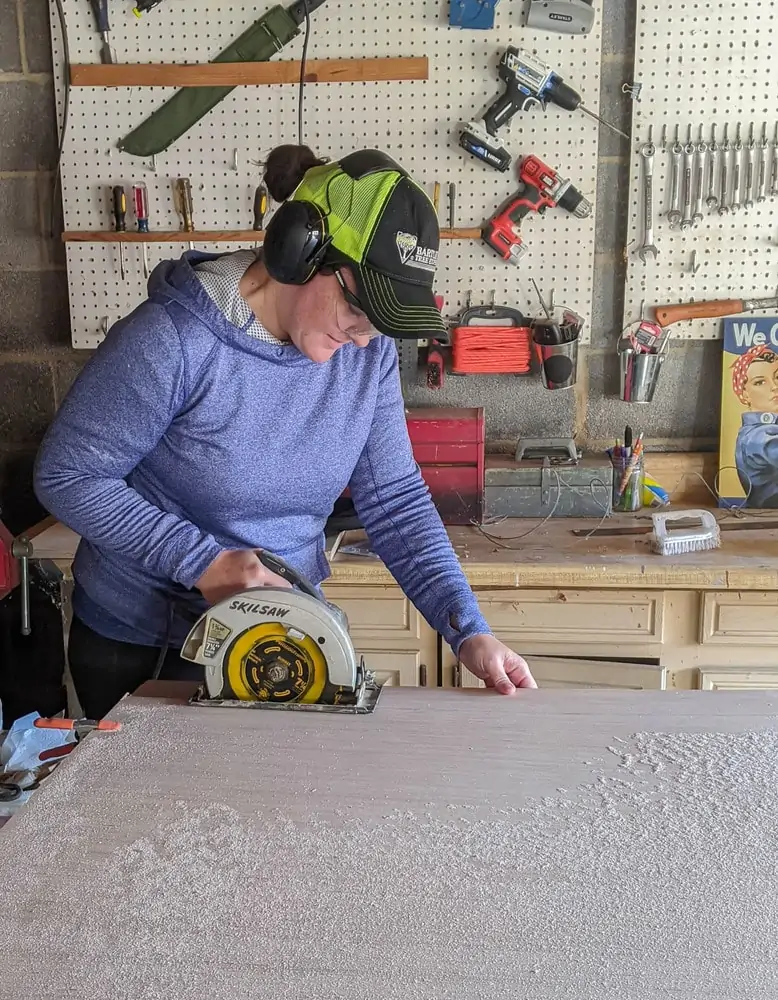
147 153 157 174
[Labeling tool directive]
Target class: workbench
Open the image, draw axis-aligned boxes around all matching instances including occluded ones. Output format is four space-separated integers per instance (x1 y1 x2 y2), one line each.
1 684 777 998
25 506 778 695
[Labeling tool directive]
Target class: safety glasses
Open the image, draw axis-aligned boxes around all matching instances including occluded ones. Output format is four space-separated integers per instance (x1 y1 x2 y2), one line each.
332 267 381 340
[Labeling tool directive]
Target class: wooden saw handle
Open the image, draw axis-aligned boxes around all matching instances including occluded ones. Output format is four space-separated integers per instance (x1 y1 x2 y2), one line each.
655 299 745 328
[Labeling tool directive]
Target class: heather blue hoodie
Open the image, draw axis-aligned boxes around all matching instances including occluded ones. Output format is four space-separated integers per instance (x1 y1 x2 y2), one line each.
34 252 491 653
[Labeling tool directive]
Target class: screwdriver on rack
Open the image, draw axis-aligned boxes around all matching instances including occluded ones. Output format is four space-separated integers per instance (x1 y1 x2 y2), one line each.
111 185 126 281
253 183 268 248
89 0 115 64
133 182 150 278
175 177 195 250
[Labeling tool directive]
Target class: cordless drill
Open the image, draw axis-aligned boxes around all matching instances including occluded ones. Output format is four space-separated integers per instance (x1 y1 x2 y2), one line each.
460 47 627 171
481 155 593 264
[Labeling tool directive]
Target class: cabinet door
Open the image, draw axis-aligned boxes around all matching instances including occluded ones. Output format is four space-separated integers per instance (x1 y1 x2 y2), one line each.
449 655 666 690
699 667 778 690
323 585 427 649
367 650 433 688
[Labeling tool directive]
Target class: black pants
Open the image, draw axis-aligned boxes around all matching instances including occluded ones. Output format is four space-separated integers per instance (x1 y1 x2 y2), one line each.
68 614 202 719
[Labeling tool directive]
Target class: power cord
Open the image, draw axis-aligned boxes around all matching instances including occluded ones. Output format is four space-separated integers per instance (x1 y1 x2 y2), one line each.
51 0 72 237
297 0 311 145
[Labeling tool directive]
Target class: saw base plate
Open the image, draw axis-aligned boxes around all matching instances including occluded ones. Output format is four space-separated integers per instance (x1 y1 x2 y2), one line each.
188 679 383 715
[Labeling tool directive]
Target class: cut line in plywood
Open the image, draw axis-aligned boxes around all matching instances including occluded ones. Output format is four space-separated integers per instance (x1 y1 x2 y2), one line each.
69 57 429 87
623 0 778 341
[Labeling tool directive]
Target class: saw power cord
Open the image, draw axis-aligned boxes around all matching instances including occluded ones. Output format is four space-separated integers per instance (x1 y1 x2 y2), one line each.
51 0 72 237
451 325 533 374
297 0 311 144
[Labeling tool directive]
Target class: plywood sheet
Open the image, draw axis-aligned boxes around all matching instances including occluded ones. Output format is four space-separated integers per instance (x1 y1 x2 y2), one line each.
2 686 778 998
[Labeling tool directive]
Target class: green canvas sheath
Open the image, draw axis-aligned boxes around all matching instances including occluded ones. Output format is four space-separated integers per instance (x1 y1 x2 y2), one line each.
118 6 301 157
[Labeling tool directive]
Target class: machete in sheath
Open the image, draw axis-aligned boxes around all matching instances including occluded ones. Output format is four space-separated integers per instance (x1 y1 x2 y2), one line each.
118 0 330 157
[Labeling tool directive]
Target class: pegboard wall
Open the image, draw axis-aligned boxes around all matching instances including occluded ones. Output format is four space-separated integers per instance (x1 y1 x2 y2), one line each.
48 0 604 349
623 0 778 340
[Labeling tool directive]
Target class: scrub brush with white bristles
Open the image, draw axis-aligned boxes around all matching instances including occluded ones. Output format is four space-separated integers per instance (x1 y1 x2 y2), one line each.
650 510 721 556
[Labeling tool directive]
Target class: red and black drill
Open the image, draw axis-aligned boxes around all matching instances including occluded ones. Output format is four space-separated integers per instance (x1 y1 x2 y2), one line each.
482 155 593 264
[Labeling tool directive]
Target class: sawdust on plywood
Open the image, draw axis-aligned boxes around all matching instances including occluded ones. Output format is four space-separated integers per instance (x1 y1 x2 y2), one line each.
0 700 777 998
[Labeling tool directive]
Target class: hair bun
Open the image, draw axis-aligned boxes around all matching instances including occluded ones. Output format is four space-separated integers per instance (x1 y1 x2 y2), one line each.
263 144 328 202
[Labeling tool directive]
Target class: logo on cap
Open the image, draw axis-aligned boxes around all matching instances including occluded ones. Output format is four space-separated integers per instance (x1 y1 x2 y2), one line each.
395 231 439 273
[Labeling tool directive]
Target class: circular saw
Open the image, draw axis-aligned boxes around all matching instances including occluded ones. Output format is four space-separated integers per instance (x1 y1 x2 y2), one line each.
180 550 381 714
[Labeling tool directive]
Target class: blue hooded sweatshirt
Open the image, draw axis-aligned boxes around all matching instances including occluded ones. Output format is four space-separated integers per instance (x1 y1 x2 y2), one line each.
34 252 491 653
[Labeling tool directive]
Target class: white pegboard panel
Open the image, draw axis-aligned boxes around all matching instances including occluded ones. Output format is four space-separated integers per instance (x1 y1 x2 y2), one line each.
623 0 778 340
49 0 604 349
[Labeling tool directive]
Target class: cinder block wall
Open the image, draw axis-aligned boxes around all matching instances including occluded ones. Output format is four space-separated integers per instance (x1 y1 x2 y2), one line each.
0 0 88 533
0 0 720 535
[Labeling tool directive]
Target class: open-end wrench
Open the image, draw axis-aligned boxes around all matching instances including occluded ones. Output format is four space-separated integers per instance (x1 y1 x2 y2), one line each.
719 124 731 215
637 129 658 262
692 125 706 225
706 124 719 210
680 125 694 231
758 123 769 203
732 124 743 212
745 123 756 209
771 122 778 198
667 125 683 227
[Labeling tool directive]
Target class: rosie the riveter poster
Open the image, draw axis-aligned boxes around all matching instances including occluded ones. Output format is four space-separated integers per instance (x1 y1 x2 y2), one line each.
720 316 778 508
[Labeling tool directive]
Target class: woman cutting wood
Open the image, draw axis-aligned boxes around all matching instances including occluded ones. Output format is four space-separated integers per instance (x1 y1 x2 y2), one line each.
34 145 536 717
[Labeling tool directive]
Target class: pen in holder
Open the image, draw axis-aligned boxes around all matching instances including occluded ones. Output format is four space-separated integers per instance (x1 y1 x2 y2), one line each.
609 437 645 512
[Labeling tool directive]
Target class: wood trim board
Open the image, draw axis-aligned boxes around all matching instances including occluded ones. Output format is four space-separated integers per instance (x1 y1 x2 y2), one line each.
69 57 429 87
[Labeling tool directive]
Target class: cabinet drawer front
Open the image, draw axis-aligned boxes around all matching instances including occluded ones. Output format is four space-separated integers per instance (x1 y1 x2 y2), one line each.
365 650 431 688
458 656 666 690
476 589 664 645
700 668 778 690
701 592 778 645
323 586 423 644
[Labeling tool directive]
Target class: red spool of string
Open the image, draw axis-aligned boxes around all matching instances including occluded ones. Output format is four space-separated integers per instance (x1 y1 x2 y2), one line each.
451 324 533 375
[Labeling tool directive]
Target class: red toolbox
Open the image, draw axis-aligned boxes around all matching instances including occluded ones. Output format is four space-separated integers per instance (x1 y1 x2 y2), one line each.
406 407 485 525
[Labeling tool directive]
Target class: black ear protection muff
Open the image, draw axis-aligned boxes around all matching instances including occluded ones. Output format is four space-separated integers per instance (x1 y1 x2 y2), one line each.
262 150 409 286
262 200 330 286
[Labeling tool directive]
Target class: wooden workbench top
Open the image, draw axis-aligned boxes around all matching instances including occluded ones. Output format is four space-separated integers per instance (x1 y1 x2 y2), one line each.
1 684 778 997
27 512 778 592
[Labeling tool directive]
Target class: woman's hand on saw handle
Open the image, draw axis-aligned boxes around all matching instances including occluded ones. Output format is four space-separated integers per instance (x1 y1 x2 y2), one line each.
195 550 292 604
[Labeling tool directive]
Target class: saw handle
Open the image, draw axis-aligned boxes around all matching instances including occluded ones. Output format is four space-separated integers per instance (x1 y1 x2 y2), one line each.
655 299 744 327
255 549 320 601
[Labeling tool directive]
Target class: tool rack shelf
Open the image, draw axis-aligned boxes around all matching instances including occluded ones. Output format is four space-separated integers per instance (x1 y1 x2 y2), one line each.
61 229 483 242
69 58 429 88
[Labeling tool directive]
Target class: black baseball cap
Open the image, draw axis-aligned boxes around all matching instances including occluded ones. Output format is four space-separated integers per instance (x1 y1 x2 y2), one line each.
291 150 447 340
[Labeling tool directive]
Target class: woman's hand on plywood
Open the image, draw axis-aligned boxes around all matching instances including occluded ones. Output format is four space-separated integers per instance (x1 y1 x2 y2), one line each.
457 635 537 694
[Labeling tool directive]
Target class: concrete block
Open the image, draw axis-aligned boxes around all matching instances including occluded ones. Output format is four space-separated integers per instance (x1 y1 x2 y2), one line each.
0 449 45 533
0 81 57 171
0 361 55 446
595 157 630 254
0 0 21 72
54 353 91 406
597 57 632 159
585 341 721 444
600 0 636 57
590 252 625 347
21 0 53 74
0 270 70 349
404 374 576 442
0 175 46 269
